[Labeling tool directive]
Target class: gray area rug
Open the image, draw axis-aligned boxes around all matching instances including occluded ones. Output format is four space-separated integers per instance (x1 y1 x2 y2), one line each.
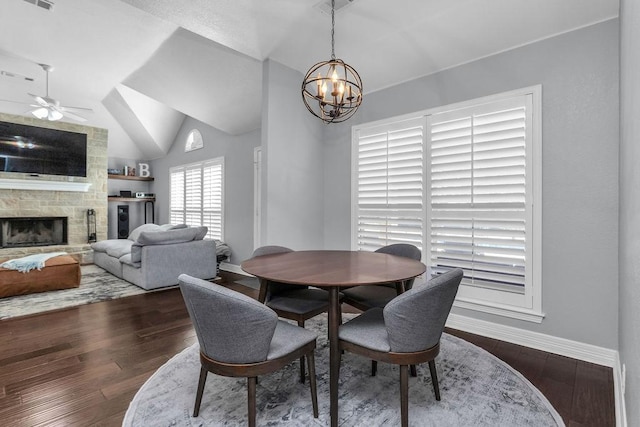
123 315 565 427
0 264 155 320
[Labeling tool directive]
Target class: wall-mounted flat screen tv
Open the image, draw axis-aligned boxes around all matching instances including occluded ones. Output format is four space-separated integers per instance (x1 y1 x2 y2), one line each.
0 121 87 177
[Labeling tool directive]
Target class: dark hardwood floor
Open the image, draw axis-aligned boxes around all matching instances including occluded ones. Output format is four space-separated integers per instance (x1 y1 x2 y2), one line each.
0 271 615 426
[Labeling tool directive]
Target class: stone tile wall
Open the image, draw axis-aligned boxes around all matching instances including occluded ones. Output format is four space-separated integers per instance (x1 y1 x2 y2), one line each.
0 113 108 263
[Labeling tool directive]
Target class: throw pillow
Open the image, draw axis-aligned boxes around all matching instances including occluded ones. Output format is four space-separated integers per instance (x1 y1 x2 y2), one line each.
128 223 162 241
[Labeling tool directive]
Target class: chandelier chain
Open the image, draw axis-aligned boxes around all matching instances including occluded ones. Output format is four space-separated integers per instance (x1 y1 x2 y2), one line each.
331 0 335 59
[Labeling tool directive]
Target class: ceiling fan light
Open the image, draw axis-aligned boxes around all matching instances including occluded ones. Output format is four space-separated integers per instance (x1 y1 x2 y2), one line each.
32 107 63 121
32 107 49 120
48 109 63 121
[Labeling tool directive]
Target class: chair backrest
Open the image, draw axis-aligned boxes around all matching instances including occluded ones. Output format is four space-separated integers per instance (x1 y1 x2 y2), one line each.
375 244 422 290
252 246 306 298
179 274 278 364
383 268 463 353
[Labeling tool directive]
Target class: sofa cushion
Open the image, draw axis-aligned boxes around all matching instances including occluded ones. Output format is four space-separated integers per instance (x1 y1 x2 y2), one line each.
128 223 162 241
129 223 189 241
119 253 140 268
161 223 188 231
91 239 133 258
130 226 208 263
137 226 207 245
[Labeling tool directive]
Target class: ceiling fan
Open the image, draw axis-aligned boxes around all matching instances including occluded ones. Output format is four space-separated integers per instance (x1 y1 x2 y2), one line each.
26 63 92 122
0 63 92 122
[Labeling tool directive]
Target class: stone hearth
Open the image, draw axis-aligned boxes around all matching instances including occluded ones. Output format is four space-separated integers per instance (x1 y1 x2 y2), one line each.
0 113 108 263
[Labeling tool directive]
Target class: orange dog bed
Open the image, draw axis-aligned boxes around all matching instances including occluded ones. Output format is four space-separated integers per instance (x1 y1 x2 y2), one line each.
0 255 81 298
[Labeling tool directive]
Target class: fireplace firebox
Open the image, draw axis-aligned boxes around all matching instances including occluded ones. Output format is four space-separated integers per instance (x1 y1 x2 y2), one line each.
1 217 68 248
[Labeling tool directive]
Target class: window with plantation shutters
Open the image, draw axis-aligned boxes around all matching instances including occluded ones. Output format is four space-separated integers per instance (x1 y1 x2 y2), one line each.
427 94 533 299
169 158 224 241
353 117 425 252
352 86 542 322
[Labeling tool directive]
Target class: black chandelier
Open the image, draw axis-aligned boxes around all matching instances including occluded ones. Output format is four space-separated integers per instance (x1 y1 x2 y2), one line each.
301 0 363 123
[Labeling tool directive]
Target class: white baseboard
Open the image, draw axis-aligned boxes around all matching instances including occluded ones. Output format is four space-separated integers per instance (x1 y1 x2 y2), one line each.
614 354 628 427
446 313 617 367
446 313 624 425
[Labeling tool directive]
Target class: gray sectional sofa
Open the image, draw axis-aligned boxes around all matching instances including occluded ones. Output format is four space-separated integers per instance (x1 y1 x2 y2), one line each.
91 223 217 290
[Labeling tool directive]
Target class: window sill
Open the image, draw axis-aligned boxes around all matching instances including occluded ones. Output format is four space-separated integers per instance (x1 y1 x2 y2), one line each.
453 297 545 323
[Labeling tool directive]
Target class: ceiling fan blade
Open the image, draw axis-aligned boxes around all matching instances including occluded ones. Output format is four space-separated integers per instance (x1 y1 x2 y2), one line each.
0 98 32 106
0 70 35 82
60 105 93 113
60 110 88 122
28 93 49 107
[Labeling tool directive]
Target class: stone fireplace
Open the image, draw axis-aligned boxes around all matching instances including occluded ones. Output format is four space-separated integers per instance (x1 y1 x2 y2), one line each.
1 217 68 248
0 113 108 262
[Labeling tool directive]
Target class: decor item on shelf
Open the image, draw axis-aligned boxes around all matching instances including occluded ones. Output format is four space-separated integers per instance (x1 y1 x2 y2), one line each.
87 208 96 243
124 165 136 176
107 168 121 175
301 0 362 124
138 163 150 177
135 192 155 199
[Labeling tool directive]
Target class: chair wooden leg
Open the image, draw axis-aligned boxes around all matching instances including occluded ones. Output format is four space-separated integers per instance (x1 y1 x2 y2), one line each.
306 350 319 418
428 359 441 401
248 377 257 427
410 364 417 377
400 365 409 427
298 320 306 383
371 360 377 376
193 366 207 417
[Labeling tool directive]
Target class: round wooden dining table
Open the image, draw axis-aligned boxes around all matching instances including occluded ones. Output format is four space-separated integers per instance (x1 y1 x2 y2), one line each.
241 250 426 427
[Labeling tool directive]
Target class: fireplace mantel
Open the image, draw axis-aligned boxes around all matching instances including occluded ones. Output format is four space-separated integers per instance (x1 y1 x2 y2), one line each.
0 178 92 192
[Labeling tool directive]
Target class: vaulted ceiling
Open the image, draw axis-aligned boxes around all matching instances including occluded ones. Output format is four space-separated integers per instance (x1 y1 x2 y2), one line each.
0 0 619 159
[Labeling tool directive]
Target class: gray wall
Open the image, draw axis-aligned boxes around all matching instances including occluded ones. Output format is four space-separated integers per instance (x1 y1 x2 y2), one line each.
260 59 325 250
619 0 639 423
148 117 260 265
323 20 620 349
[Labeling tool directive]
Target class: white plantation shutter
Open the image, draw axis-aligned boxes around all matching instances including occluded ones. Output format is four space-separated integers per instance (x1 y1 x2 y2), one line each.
427 95 532 295
352 87 541 319
202 161 223 239
170 169 185 224
354 117 425 252
185 165 203 226
169 158 224 240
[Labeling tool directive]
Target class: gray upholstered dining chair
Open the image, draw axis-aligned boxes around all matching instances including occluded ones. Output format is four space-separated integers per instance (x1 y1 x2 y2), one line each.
178 274 319 426
338 268 463 427
340 243 422 376
340 243 422 311
252 245 339 383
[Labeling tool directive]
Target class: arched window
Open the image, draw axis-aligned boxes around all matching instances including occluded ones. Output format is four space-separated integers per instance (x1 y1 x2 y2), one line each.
185 129 204 152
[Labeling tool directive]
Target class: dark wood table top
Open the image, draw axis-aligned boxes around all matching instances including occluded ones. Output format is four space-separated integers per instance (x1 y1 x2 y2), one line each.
241 250 426 288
